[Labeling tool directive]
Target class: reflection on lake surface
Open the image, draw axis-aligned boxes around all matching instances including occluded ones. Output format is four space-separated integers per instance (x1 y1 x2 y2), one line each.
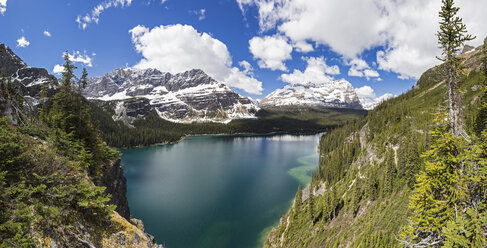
121 134 321 248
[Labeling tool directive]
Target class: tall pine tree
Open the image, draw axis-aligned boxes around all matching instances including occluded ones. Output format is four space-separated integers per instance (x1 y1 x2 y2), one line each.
475 39 487 135
436 0 475 138
295 184 302 208
308 186 314 224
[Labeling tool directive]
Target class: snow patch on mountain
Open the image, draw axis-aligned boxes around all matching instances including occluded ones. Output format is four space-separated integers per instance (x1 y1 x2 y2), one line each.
260 80 363 109
84 68 259 124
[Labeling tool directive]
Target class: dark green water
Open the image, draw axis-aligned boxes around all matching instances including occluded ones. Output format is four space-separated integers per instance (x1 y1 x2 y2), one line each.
121 134 321 248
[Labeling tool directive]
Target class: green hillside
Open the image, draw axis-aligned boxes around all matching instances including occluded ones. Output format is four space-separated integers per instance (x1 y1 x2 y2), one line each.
265 40 487 247
0 53 160 247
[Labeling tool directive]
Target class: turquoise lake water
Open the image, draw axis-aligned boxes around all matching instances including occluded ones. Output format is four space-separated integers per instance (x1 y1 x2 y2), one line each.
120 134 321 248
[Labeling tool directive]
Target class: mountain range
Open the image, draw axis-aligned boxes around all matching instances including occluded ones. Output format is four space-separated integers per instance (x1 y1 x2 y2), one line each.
260 80 363 110
84 68 258 124
84 68 390 124
0 41 384 125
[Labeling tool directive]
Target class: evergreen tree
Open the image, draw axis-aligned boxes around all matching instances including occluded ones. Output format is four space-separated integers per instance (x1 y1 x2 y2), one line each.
295 184 302 208
61 51 76 89
483 38 487 77
436 0 475 138
351 179 362 216
41 53 116 178
398 135 422 188
402 113 468 246
384 150 395 194
475 40 487 135
79 68 88 92
442 129 487 247
308 186 314 224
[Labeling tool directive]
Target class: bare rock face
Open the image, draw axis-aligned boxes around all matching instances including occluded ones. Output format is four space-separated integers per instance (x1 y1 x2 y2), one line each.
84 68 259 124
0 43 57 100
101 159 131 220
112 98 157 127
0 43 57 124
462 44 475 54
260 80 363 110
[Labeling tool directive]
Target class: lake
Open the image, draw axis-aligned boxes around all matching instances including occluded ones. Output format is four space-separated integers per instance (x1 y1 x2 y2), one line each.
120 134 321 248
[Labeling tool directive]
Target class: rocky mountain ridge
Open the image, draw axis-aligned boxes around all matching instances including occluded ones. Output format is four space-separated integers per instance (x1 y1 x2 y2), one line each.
0 43 57 104
260 80 364 110
84 68 258 124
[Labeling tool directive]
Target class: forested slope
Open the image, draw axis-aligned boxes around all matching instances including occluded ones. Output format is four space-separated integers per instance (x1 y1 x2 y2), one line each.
90 102 366 148
0 51 161 247
265 41 487 247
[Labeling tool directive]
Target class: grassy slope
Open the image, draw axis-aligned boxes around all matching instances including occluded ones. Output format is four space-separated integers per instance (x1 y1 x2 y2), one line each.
265 48 486 247
90 102 367 148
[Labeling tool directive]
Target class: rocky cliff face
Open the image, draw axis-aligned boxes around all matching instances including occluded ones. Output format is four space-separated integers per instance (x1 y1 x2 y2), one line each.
84 68 259 124
0 43 57 100
260 80 364 110
101 159 131 220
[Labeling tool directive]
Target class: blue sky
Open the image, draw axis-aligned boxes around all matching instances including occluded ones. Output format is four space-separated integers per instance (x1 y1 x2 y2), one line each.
2 0 487 101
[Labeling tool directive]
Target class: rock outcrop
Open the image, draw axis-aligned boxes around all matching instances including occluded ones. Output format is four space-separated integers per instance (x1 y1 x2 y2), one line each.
101 159 131 220
0 43 57 100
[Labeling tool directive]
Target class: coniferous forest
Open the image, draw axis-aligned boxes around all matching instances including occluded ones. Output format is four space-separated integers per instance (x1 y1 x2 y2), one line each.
265 1 487 247
90 103 366 148
0 52 160 247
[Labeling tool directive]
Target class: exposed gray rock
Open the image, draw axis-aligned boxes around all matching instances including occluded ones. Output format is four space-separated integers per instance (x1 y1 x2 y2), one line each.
0 95 18 125
111 232 127 246
0 43 57 99
101 158 131 220
84 68 258 123
462 44 475 54
260 80 364 110
112 98 156 127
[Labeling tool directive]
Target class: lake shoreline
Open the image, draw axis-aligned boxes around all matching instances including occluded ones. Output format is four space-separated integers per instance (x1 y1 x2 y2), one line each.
118 131 326 150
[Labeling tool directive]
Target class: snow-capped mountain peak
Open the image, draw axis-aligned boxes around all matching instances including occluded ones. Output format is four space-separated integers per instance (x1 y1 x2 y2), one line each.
260 79 363 109
84 68 259 124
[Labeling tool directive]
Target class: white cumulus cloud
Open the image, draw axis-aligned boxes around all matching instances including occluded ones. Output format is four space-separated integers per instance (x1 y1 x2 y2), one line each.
348 58 380 80
53 64 64 74
293 41 313 53
239 60 254 75
43 30 51 37
237 0 487 79
249 35 293 71
16 36 30 48
355 85 394 110
0 0 6 15
68 51 94 67
77 0 133 29
281 56 340 85
129 24 263 95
